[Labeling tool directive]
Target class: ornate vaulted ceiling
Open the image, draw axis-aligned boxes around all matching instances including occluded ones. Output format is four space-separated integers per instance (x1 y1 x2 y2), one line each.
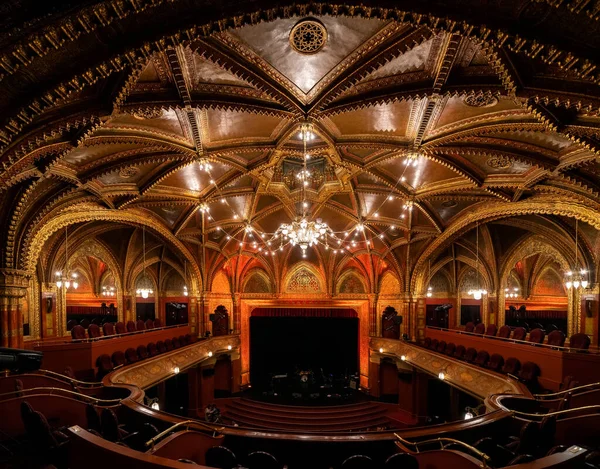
1 4 600 291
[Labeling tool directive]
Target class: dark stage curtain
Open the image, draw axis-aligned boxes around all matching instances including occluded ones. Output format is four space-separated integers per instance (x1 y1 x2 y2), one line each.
66 305 116 316
251 308 357 318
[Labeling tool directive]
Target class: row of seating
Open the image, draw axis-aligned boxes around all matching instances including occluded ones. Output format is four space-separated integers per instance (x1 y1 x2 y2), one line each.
95 334 196 379
463 322 590 349
71 319 163 340
423 337 540 388
67 317 116 331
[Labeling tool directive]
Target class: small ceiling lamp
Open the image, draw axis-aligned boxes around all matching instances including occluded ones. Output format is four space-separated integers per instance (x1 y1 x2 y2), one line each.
196 155 212 172
55 226 78 290
468 224 487 300
136 226 154 299
403 199 414 211
198 202 210 213
426 258 433 298
564 219 589 290
404 151 419 167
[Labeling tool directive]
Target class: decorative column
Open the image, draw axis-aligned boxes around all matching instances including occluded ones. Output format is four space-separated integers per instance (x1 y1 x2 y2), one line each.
233 293 242 334
0 269 30 349
368 293 378 336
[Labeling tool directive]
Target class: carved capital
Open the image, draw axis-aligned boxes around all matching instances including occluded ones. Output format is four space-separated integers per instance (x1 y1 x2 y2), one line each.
0 269 30 297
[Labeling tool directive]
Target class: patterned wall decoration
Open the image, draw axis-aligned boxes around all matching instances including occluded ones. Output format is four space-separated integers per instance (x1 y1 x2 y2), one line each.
430 271 451 296
533 267 566 297
287 268 322 293
243 270 272 293
212 270 231 294
379 272 401 295
460 268 480 294
163 269 185 291
337 273 366 294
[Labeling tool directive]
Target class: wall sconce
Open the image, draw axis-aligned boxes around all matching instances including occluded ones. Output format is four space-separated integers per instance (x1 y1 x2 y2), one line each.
400 355 406 361
379 347 384 353
464 406 480 420
208 351 213 357
227 345 232 350
173 366 180 374
438 370 446 380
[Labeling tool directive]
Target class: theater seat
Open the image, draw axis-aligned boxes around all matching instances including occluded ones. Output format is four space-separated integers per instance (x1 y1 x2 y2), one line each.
429 339 438 350
547 330 566 347
185 334 194 345
88 323 101 339
519 361 540 388
205 446 237 469
172 337 181 348
246 451 281 469
474 350 489 367
444 343 456 356
436 340 446 353
147 342 158 357
115 322 126 334
179 335 186 345
423 337 431 348
502 357 521 376
569 333 590 350
71 325 86 340
125 348 139 364
341 454 375 469
528 328 545 344
512 327 527 341
96 354 113 380
485 324 497 336
465 322 475 333
153 318 162 328
103 322 115 336
145 319 155 329
453 345 466 360
136 319 146 331
497 325 512 338
100 408 130 443
80 319 90 329
164 339 173 351
474 323 485 335
486 354 504 372
157 341 167 354
126 321 136 333
464 347 478 363
111 350 126 367
137 345 149 360
86 403 101 432
66 320 77 331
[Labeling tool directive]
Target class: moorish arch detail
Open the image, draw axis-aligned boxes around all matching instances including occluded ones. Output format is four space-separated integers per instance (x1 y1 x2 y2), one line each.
285 264 324 293
336 270 367 294
242 269 273 294
212 270 231 294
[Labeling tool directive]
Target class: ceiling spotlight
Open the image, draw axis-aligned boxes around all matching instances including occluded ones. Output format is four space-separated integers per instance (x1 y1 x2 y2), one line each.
303 202 308 208
388 196 394 201
401 176 406 182
233 214 238 219
221 198 226 203
239 242 243 247
209 179 215 184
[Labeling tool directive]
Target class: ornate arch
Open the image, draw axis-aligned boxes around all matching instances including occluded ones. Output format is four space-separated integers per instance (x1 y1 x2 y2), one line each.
283 263 324 294
336 269 367 294
212 270 231 294
379 270 402 295
242 268 273 294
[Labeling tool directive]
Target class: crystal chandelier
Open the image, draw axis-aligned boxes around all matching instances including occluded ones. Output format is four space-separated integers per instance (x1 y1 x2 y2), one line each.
565 219 589 290
55 226 78 290
102 286 116 297
136 226 154 299
275 122 332 255
468 224 487 300
505 287 519 299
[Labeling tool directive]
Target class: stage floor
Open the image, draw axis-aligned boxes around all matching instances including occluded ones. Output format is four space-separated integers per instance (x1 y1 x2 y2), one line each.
234 387 375 407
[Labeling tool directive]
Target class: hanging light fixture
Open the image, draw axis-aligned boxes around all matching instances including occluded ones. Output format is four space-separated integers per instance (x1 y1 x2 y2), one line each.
274 122 332 253
426 258 433 298
468 224 487 300
55 226 79 290
136 226 154 299
102 286 116 297
564 219 589 290
505 287 519 299
183 260 188 297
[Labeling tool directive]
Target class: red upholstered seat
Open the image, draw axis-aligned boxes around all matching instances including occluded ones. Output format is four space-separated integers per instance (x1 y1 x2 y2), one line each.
153 318 162 328
528 328 545 344
80 319 90 329
436 340 446 353
125 348 138 364
157 341 166 354
100 408 129 443
185 334 194 344
464 347 478 363
102 322 115 336
137 345 149 360
512 327 527 341
96 354 113 379
111 350 126 367
136 319 146 331
485 324 497 336
66 319 77 331
453 345 466 360
502 357 521 375
91 318 101 326
179 335 186 345
172 338 181 348
497 325 512 338
486 353 504 372
115 321 126 334
71 325 86 340
88 323 101 339
429 339 438 350
465 322 475 333
547 330 566 347
569 333 590 350
444 343 456 356
474 323 486 335
474 350 489 367
164 339 173 351
126 320 136 333
519 361 540 386
145 319 155 329
147 342 158 357
423 337 431 348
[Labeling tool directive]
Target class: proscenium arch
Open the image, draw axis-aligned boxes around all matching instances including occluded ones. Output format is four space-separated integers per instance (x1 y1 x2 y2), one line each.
411 198 600 294
20 207 202 292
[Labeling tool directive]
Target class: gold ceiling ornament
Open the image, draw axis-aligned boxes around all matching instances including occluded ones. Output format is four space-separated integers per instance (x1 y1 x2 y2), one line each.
119 166 140 179
463 93 499 108
486 155 513 169
289 19 327 54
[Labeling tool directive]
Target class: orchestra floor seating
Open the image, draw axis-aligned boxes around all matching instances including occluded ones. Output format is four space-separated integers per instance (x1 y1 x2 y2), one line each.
220 398 395 432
